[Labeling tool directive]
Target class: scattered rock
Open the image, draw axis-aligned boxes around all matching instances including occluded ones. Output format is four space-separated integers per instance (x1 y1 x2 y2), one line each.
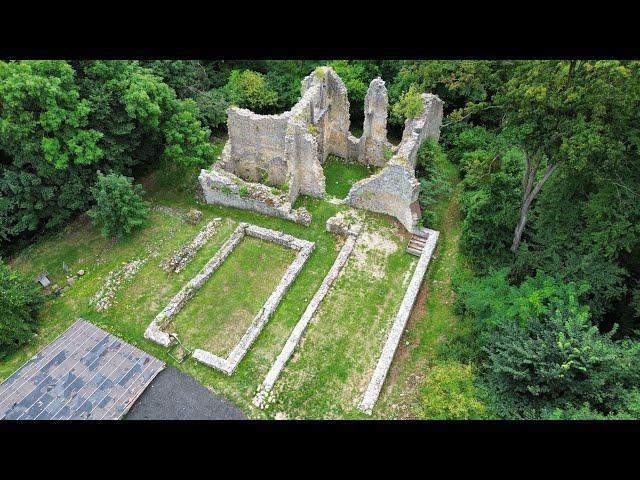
163 218 221 273
67 276 77 286
92 257 147 311
78 269 85 276
185 209 203 225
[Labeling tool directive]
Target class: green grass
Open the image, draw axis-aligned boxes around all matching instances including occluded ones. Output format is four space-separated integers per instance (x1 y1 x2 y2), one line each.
3 151 423 419
168 235 296 357
370 155 487 419
322 155 373 199
2 142 477 419
267 216 416 419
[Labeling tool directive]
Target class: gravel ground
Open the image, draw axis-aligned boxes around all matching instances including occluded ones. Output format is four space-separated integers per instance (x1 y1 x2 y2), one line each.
126 367 246 420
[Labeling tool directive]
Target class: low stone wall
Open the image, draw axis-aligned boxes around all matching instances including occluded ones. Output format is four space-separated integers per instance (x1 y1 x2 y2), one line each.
163 218 221 273
192 226 314 375
145 222 315 375
253 215 361 408
198 166 311 226
358 228 439 415
144 224 246 347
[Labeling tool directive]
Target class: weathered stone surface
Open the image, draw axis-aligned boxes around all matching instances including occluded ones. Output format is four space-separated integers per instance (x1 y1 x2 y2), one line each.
345 94 444 232
326 210 364 237
220 108 290 186
163 218 221 273
358 228 439 415
77 270 85 276
144 225 246 347
359 78 390 167
199 165 311 226
185 209 203 225
145 223 315 377
395 93 444 170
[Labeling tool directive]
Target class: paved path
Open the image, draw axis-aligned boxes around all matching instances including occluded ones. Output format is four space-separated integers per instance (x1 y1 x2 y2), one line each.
126 367 246 420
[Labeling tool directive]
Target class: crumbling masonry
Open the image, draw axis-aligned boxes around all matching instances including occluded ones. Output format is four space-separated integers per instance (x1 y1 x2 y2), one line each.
199 66 443 233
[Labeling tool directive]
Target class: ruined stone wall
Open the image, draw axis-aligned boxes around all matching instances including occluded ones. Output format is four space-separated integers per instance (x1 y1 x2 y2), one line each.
345 94 444 232
199 66 443 233
358 78 391 167
220 109 290 186
199 165 311 226
345 162 420 231
395 93 444 169
285 83 325 198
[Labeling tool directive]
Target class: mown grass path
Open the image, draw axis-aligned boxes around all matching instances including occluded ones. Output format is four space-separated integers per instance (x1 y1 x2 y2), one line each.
372 157 486 419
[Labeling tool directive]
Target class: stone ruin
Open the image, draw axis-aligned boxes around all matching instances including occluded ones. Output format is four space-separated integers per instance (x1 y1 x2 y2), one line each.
198 66 443 233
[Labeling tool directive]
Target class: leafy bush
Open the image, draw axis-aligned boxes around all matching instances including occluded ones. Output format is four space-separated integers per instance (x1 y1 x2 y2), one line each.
88 172 150 239
163 99 216 169
456 269 640 418
223 70 278 112
418 360 487 419
193 88 229 130
0 259 44 359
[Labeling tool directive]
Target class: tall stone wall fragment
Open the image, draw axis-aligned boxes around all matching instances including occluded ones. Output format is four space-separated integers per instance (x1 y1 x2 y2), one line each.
220 109 290 186
359 78 390 167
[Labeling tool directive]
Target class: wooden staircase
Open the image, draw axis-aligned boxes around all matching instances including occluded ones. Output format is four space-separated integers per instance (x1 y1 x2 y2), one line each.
406 231 429 257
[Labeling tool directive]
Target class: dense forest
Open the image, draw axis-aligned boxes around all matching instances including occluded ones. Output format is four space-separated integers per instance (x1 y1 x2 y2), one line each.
1 60 639 419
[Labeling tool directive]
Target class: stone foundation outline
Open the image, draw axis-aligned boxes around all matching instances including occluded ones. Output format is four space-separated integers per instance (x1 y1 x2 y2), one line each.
358 228 439 415
144 223 314 376
253 218 361 408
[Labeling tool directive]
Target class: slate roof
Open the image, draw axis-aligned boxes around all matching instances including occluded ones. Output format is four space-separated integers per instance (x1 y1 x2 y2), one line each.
0 319 164 420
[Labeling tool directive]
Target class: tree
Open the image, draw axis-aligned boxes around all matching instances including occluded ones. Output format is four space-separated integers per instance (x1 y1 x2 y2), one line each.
88 172 150 239
456 269 640 418
163 99 216 169
499 60 640 252
0 259 44 359
223 69 278 112
391 84 424 122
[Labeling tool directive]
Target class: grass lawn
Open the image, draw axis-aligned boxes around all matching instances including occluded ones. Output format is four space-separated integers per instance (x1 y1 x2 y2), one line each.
322 155 374 199
2 137 478 419
168 235 296 357
3 151 425 418
266 216 416 419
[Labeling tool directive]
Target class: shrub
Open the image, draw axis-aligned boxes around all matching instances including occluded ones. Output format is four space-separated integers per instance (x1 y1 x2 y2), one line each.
391 84 424 122
416 140 452 226
0 259 44 359
193 88 229 130
457 270 640 418
418 360 486 419
88 172 150 239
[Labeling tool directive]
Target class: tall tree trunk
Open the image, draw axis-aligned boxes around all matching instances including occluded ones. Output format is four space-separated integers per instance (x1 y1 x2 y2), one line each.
510 153 559 252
